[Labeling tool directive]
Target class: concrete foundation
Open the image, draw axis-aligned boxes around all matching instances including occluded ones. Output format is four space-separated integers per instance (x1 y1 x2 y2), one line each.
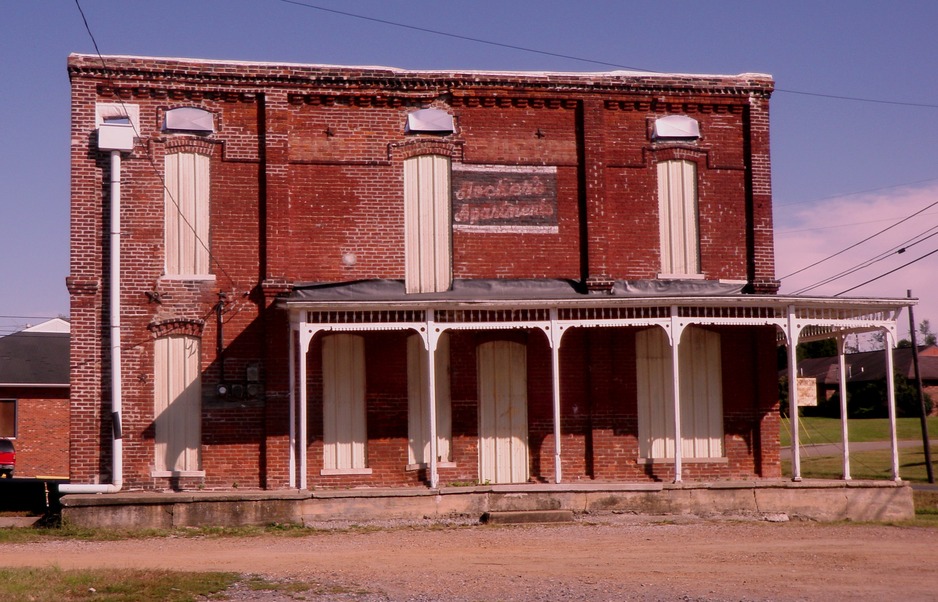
57 480 914 529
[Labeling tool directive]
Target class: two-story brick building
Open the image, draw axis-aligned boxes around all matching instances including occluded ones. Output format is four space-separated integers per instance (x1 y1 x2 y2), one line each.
66 54 911 503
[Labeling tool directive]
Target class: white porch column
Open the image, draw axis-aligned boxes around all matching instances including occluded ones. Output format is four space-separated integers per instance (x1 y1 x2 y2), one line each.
884 330 901 481
670 307 684 483
288 322 298 488
426 311 440 489
549 309 564 484
786 306 802 481
837 336 851 480
297 325 316 490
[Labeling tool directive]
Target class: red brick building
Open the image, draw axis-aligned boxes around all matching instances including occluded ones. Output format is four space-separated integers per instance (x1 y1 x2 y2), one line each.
66 55 910 493
0 319 70 477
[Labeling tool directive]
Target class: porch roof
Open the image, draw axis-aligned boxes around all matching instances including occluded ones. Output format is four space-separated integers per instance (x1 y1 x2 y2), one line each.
279 279 913 344
280 278 911 315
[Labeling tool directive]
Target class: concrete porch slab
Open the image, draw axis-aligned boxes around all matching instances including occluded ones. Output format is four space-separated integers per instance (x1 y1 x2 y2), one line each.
56 480 915 529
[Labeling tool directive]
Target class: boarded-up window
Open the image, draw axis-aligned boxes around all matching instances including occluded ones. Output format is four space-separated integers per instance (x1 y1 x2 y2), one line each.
404 154 451 293
164 152 210 276
322 334 368 471
478 340 529 483
636 327 723 459
407 333 452 466
0 399 15 438
657 159 699 276
153 335 202 473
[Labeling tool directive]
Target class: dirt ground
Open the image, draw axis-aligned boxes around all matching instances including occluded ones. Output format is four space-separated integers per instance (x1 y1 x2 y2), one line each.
3 515 937 601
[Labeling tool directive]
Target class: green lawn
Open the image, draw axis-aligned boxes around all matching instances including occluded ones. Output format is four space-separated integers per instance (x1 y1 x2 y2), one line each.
782 445 938 482
780 416 938 484
779 416 938 447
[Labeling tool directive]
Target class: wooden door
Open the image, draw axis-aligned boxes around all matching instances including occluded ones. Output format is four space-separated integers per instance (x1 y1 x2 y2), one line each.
478 340 528 484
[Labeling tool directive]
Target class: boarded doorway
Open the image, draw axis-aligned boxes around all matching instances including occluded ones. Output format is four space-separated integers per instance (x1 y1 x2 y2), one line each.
477 340 529 484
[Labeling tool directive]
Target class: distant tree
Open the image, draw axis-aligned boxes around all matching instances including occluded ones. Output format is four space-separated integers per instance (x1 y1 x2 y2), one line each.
898 319 936 347
919 319 937 346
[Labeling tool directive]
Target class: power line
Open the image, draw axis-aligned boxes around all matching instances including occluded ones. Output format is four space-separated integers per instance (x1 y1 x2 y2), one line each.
793 227 938 294
778 195 938 281
73 0 237 290
836 247 938 296
277 0 651 72
278 0 938 110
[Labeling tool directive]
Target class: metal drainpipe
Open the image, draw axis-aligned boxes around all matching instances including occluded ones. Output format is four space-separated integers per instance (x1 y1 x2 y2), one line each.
61 147 125 493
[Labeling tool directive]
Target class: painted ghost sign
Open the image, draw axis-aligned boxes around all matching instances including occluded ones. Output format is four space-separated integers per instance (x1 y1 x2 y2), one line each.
452 164 558 233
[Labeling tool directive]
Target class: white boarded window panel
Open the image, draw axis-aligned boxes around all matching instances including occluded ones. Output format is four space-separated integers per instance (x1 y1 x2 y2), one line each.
407 333 452 465
657 159 699 275
636 327 723 459
679 327 724 458
404 155 452 293
165 107 215 133
654 115 700 139
478 341 528 484
322 334 367 470
165 152 210 276
636 327 675 459
153 335 202 472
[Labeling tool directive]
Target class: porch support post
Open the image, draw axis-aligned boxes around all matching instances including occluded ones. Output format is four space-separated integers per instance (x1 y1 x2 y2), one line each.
288 320 298 488
786 305 802 481
837 335 851 480
549 309 564 484
670 307 684 483
426 310 440 489
297 325 315 490
884 329 901 481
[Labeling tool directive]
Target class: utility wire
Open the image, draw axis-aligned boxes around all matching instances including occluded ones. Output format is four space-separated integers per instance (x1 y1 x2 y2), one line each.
836 246 938 296
779 195 938 281
278 0 938 110
277 0 651 72
794 227 938 294
74 0 238 291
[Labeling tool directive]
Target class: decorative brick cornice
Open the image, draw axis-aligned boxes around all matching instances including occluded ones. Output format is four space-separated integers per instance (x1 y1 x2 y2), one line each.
66 276 100 296
69 55 774 99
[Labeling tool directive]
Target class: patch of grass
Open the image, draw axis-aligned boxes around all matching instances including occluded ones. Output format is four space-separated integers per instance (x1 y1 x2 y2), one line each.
782 444 938 482
780 416 938 447
0 567 239 602
0 522 318 545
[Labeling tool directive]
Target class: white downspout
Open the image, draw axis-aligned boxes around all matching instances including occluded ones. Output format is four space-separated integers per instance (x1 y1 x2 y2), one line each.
62 142 127 493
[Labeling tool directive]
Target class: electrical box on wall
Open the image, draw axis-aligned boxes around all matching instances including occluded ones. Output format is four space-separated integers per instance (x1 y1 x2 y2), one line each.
97 122 135 152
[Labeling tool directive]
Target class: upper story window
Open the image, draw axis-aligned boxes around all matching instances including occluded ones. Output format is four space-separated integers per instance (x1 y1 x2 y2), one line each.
164 152 211 277
653 115 700 141
404 154 452 293
405 108 455 135
163 107 215 134
657 159 700 277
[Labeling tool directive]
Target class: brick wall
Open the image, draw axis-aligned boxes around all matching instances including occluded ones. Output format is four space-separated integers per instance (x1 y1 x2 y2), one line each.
68 55 779 490
0 387 69 477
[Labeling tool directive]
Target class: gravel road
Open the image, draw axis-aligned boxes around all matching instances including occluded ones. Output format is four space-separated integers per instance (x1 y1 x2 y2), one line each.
2 514 936 601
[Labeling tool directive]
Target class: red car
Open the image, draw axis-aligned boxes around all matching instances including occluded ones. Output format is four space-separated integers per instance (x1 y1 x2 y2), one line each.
0 439 14 478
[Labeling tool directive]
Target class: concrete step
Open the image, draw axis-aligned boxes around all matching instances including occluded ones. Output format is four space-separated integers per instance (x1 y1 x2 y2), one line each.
480 509 575 525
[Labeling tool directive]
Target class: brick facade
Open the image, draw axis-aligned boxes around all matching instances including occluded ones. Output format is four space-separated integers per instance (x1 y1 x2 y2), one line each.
68 55 780 491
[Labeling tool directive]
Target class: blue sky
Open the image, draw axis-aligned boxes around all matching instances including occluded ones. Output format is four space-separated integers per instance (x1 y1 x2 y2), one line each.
2 1 937 337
